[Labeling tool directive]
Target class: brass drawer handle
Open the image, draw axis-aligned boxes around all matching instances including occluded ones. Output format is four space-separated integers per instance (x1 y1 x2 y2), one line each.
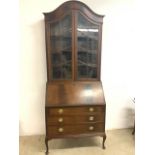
58 117 63 122
89 126 94 131
58 127 64 132
89 107 94 112
58 108 63 114
89 116 94 121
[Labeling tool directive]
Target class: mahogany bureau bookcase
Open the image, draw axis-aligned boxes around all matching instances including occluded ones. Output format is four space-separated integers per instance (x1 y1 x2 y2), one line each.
43 1 106 153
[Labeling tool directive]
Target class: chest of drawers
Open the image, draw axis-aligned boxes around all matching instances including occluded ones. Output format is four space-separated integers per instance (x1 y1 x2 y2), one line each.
45 81 106 153
46 106 105 138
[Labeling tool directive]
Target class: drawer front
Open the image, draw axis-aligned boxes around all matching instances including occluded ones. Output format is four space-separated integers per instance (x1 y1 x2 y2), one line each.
47 106 105 116
47 123 104 137
47 114 104 125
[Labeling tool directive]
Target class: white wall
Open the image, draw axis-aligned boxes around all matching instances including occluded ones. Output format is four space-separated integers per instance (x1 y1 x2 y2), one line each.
20 0 135 135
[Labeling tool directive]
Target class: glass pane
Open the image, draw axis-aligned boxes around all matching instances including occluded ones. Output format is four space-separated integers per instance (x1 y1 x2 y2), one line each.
77 13 99 79
50 14 72 79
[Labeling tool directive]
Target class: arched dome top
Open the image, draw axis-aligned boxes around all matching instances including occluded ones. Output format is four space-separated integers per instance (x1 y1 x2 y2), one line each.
44 1 104 23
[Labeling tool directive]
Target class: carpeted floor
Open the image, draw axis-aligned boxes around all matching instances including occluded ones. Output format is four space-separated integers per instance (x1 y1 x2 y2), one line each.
19 128 135 155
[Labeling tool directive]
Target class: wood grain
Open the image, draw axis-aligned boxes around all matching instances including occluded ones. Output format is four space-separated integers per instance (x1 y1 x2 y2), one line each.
46 81 105 107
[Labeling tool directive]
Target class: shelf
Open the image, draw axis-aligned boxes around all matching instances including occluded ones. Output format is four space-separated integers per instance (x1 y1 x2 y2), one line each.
78 60 97 68
77 32 98 40
50 27 72 35
51 36 71 40
52 60 71 67
51 50 72 53
51 45 72 53
78 48 97 53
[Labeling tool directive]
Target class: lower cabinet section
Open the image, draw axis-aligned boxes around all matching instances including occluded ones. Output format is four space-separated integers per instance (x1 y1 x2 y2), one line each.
45 105 106 153
44 81 106 153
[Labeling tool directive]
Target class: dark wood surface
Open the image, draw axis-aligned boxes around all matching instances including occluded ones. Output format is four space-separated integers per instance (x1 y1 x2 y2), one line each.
47 123 104 138
47 114 104 125
46 81 105 107
45 82 106 149
43 1 104 22
46 104 105 139
47 105 104 115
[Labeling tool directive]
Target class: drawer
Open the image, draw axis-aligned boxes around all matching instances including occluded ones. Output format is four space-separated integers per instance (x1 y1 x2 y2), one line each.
47 114 104 125
47 106 104 116
47 122 104 137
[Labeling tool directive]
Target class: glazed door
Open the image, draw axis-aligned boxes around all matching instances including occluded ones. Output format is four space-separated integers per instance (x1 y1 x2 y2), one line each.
49 14 72 80
76 13 100 80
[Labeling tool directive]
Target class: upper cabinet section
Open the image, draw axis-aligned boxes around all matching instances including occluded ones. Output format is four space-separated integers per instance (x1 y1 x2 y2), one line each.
44 1 104 81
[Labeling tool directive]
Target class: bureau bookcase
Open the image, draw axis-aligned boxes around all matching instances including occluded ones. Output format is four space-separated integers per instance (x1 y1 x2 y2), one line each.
44 1 106 153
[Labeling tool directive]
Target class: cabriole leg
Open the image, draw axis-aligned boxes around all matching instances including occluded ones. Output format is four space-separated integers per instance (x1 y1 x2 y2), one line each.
102 134 106 149
45 137 49 154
